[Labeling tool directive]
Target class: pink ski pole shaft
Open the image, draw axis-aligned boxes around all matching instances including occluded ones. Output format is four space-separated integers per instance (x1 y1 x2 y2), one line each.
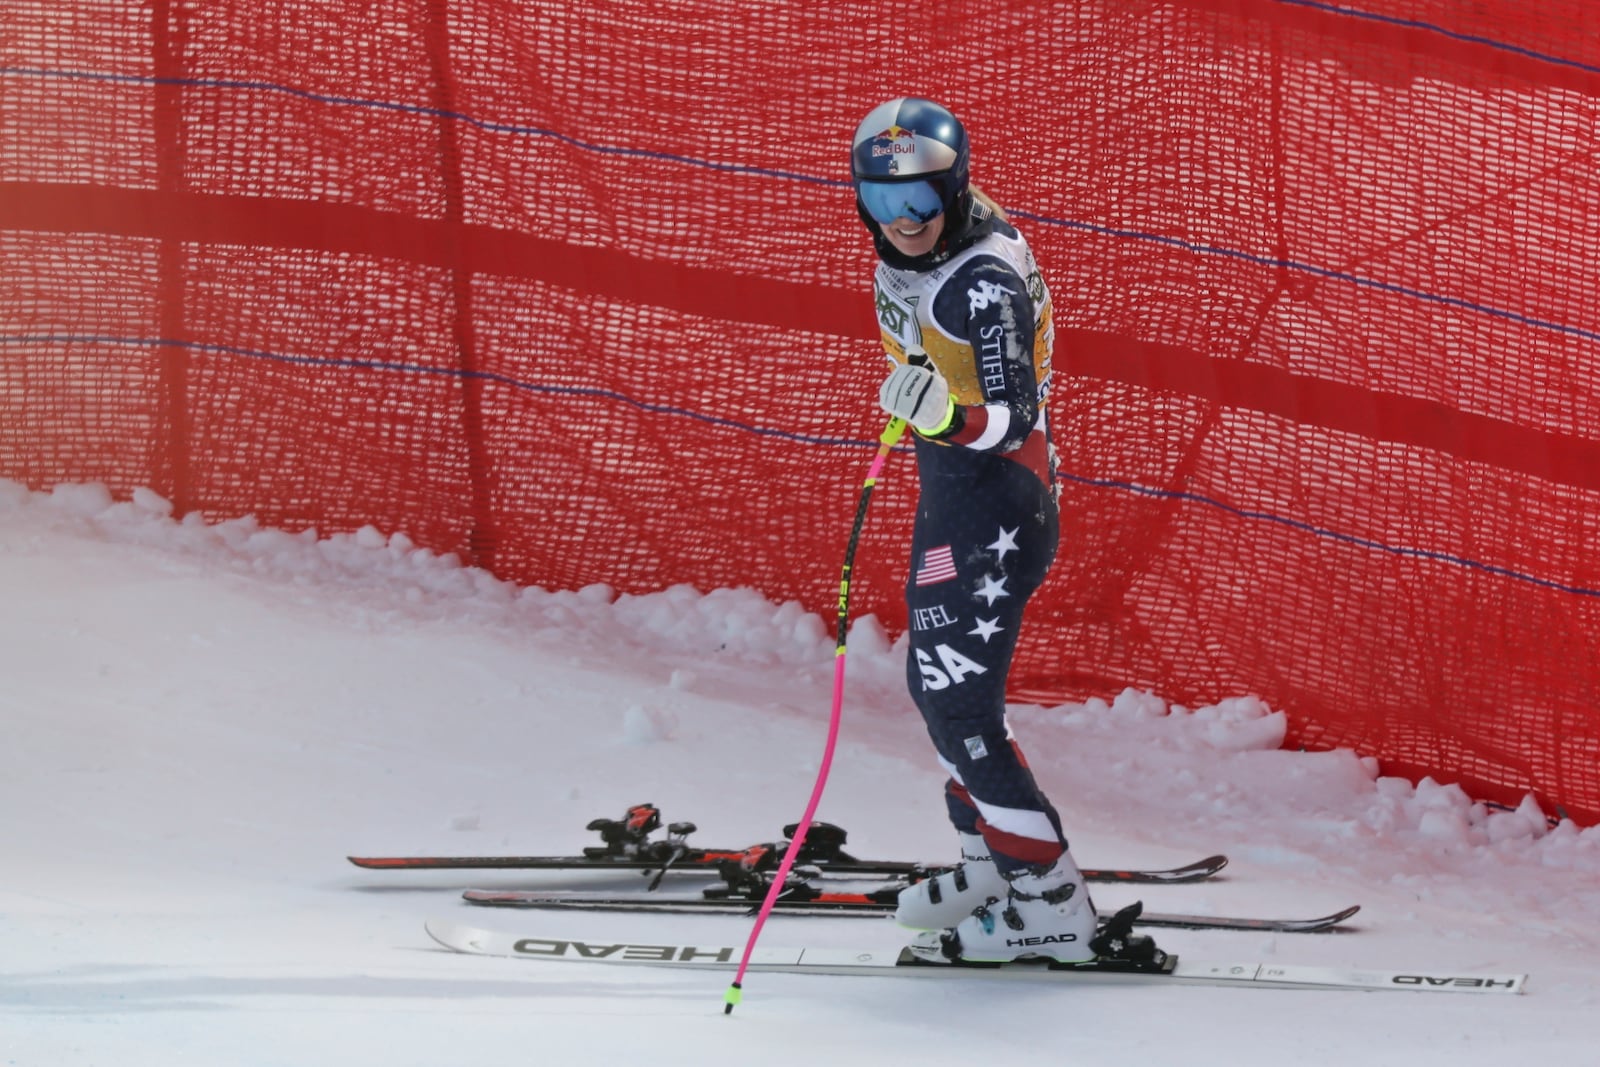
723 417 908 1014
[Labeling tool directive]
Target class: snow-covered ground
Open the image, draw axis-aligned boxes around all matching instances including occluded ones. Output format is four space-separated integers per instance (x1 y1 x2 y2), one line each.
4 480 1598 1066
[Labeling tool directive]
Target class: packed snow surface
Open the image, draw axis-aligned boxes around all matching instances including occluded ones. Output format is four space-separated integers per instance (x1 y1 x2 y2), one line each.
4 481 1598 1066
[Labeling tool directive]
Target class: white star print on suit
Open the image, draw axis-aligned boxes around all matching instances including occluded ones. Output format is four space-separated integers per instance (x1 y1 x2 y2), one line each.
974 574 1009 605
987 526 1020 562
968 616 1004 642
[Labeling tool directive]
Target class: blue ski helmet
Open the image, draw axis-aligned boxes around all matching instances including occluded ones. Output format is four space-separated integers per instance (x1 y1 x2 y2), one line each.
850 97 971 225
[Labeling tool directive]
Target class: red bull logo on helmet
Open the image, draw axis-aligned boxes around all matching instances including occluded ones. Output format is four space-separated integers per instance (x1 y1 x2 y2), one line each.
870 125 918 157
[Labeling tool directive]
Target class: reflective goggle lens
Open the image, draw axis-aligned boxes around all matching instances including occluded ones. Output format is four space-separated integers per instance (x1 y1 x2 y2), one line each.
857 180 944 225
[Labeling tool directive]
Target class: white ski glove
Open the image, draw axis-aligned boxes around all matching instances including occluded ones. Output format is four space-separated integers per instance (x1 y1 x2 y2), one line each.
879 362 955 435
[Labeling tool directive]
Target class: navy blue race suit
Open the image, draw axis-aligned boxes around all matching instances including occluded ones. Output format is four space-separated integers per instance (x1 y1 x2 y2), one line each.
872 204 1068 873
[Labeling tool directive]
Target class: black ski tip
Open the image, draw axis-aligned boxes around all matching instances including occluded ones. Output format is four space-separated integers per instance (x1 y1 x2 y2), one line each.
1151 855 1228 882
1081 853 1228 884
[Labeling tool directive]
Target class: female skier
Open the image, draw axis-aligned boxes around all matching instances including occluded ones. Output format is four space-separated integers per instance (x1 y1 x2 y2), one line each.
850 96 1097 962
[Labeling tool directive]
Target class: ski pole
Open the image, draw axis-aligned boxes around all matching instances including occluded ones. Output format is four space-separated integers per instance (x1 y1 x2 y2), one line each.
724 416 908 1015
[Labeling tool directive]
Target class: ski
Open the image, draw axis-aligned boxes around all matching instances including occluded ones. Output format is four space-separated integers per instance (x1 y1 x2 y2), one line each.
350 850 1227 884
457 887 1361 933
423 917 1526 994
348 802 1227 885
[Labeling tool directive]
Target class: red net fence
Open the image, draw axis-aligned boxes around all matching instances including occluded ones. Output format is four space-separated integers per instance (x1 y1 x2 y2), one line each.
4 1 1599 822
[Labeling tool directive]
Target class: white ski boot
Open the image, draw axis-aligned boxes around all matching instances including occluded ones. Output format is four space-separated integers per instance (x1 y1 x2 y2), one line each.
894 832 1008 930
911 850 1098 963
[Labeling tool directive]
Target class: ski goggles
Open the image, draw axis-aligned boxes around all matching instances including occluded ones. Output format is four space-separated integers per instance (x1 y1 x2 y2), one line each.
856 179 945 225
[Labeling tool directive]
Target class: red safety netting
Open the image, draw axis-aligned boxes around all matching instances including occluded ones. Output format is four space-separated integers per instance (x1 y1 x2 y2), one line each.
3 0 1598 821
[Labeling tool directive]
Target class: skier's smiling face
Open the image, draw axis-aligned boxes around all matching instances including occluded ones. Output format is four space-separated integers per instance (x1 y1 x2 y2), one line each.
879 212 944 258
857 177 947 259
